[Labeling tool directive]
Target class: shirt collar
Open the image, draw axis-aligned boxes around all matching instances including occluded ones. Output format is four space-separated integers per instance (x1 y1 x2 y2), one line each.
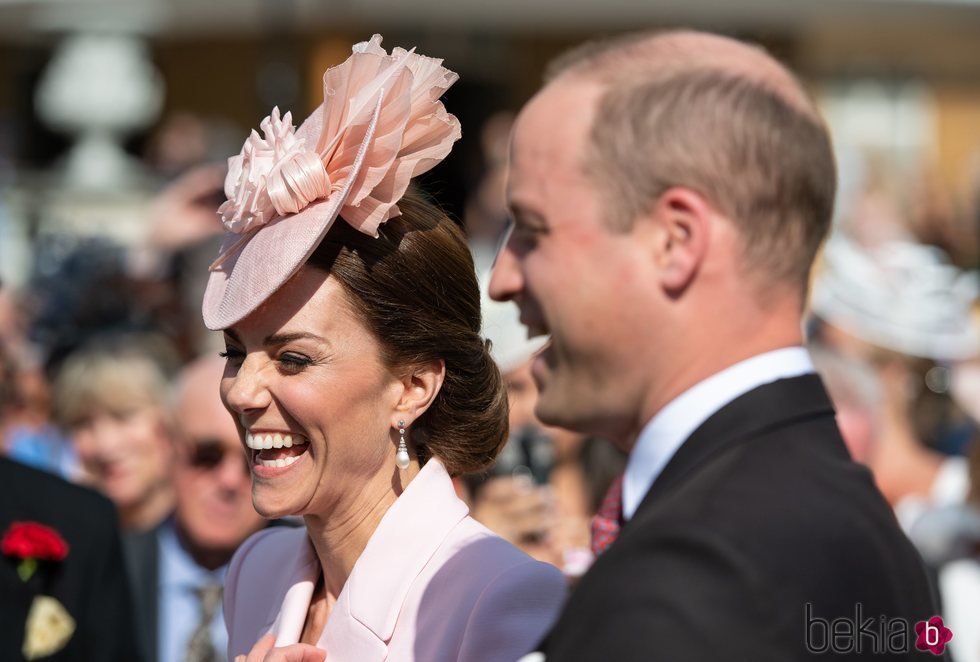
622 346 815 521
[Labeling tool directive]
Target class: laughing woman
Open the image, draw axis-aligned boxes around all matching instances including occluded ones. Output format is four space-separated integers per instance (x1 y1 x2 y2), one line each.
204 36 565 662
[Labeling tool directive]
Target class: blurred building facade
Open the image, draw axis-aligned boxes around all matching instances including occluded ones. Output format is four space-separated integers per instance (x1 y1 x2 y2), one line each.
1 2 979 270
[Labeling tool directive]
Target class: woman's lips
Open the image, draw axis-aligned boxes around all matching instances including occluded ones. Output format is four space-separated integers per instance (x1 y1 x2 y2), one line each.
250 446 310 477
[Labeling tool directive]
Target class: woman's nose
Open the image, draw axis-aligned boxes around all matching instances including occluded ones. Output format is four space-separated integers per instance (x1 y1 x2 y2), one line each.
221 355 273 415
89 414 128 451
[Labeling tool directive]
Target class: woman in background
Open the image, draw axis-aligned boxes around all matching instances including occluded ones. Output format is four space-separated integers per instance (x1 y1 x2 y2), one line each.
54 335 177 531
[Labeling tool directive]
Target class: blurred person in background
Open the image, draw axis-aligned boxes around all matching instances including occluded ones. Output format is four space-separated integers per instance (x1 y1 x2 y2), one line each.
934 442 980 662
0 287 78 478
811 234 980 662
490 29 940 660
806 343 882 465
125 355 265 662
810 234 980 531
0 456 143 661
1 281 141 662
53 334 177 531
1 347 78 479
465 270 624 578
464 111 516 274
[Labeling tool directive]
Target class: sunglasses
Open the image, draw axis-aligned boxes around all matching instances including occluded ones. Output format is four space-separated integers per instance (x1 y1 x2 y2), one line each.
185 439 250 475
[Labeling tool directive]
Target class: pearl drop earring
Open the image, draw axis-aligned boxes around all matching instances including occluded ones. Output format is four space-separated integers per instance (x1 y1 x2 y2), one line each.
396 419 410 469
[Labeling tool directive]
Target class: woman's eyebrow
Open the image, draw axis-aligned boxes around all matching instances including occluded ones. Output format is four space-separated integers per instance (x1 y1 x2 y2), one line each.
263 332 328 346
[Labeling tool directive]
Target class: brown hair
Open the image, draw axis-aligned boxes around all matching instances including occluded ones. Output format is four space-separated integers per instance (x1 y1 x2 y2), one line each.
548 30 836 290
307 193 508 476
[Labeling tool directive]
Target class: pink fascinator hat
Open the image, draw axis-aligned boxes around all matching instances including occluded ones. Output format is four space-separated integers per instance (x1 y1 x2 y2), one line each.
202 34 461 330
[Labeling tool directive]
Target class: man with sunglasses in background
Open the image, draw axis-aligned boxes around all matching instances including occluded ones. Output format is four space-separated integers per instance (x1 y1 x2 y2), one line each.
125 355 265 662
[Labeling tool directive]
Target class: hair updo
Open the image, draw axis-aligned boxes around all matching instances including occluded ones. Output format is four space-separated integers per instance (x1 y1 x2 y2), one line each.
306 192 508 476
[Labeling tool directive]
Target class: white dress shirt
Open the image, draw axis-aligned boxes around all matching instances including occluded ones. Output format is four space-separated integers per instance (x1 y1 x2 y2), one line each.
158 520 229 662
622 347 815 521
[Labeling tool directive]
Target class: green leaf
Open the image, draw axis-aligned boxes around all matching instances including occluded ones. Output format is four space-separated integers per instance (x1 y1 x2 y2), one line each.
17 557 37 582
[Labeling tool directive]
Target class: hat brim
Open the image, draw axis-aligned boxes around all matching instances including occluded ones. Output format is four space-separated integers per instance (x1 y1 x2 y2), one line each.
202 94 384 331
202 192 345 331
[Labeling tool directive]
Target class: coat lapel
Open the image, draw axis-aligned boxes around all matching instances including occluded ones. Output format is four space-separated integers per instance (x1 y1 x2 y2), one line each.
322 458 468 659
265 530 320 646
266 459 468 660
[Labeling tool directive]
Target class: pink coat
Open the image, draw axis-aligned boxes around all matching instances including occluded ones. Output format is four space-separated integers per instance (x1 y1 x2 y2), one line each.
224 459 566 661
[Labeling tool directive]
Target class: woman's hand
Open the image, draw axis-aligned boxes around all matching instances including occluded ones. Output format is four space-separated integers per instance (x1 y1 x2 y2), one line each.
235 634 326 662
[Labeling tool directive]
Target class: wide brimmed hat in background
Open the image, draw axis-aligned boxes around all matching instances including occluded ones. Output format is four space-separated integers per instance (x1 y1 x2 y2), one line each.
202 34 460 330
810 234 980 362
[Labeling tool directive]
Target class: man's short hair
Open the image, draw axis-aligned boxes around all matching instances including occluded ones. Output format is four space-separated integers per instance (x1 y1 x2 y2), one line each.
547 31 837 290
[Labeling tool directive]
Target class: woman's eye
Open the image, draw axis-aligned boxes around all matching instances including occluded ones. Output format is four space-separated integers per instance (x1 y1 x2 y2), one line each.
219 347 245 364
278 353 313 372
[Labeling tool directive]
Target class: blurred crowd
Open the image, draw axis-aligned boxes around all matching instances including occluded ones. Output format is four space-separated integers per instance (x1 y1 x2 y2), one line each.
1 95 979 660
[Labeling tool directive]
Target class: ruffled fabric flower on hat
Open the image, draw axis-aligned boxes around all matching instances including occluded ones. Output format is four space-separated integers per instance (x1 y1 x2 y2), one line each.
219 107 331 234
203 35 461 330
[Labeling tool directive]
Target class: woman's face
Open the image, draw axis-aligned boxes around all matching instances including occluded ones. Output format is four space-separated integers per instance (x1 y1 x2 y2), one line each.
219 266 405 520
70 403 174 510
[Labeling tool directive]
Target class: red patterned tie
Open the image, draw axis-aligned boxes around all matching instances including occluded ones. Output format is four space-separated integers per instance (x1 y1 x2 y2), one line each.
591 474 624 556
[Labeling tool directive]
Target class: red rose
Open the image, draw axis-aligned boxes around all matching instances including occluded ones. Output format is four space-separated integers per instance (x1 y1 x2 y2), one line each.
1 522 69 562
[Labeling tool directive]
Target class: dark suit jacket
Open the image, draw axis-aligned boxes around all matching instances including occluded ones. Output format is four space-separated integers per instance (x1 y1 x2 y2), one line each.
0 458 142 662
122 525 160 662
543 375 943 661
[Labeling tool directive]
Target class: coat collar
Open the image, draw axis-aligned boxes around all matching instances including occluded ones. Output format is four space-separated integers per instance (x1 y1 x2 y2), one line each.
632 373 836 517
267 458 468 658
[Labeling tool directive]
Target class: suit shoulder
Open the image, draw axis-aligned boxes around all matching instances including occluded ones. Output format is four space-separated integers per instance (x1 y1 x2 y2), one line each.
0 458 117 529
1 458 110 507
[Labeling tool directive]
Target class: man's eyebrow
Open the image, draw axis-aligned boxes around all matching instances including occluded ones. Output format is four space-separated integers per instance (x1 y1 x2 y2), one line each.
262 332 328 346
508 201 548 229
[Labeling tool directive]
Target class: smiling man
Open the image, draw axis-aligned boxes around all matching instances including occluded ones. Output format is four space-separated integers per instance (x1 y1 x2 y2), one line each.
490 30 941 661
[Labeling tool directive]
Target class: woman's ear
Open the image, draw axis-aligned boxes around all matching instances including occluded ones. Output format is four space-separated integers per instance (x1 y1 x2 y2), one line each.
392 359 446 426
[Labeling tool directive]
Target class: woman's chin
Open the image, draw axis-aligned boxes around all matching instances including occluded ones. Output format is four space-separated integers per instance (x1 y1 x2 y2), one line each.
251 492 305 520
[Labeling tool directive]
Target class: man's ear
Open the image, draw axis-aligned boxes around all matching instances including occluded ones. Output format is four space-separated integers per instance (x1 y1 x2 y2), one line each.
392 359 446 427
638 186 711 294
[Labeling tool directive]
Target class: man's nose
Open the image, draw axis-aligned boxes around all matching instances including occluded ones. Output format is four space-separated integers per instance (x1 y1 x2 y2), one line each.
218 447 251 489
489 244 522 302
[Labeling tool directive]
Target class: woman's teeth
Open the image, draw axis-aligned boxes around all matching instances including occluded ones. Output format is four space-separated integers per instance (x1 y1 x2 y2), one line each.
246 432 309 469
245 432 307 450
258 455 301 468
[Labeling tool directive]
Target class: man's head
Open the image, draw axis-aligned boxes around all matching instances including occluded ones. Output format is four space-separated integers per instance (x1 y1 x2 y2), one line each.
490 30 836 445
173 355 263 569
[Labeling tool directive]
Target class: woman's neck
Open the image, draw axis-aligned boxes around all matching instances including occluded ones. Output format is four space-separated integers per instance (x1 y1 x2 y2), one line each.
304 463 419 600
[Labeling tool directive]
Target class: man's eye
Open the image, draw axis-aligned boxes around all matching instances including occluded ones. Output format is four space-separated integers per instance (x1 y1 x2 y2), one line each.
511 226 543 249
